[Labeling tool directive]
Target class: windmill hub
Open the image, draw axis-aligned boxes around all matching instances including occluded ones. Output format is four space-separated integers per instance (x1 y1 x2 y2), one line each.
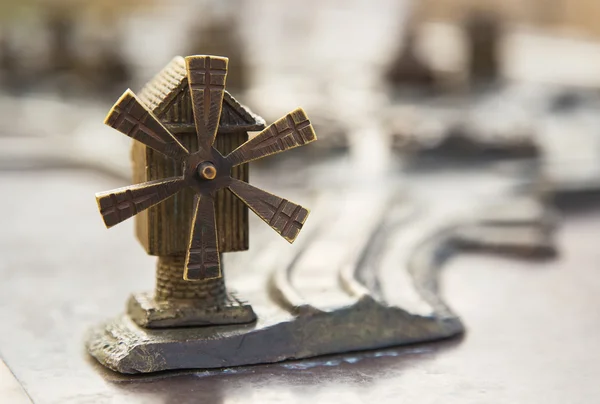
197 162 217 180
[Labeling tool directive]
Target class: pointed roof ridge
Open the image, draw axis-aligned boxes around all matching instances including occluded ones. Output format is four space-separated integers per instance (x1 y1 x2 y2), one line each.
222 91 265 130
138 56 264 131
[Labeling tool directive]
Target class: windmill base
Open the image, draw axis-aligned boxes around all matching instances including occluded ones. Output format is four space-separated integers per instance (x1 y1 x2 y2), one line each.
126 292 256 328
85 297 463 374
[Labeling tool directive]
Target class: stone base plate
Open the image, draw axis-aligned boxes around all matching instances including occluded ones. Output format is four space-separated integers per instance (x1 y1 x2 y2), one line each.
86 296 462 374
127 292 256 328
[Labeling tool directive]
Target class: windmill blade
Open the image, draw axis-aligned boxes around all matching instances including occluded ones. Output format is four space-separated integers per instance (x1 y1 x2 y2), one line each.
184 195 221 281
185 55 228 149
96 177 185 228
226 108 317 167
228 179 309 243
104 89 189 160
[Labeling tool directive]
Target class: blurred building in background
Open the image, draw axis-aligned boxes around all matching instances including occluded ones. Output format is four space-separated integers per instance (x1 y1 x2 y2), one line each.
417 0 600 36
0 0 599 185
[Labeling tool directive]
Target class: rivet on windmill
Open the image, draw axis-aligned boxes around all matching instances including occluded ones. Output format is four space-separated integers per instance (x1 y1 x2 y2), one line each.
94 55 317 327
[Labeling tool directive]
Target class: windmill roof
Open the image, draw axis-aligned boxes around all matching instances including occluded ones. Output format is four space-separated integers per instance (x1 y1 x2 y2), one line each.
139 56 265 132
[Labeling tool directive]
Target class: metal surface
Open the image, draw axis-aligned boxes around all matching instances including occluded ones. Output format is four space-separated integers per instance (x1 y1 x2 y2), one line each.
93 78 559 373
126 291 256 329
1 168 599 402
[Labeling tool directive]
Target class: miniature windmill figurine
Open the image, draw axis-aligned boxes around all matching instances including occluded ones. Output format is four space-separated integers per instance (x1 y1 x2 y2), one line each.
95 55 317 328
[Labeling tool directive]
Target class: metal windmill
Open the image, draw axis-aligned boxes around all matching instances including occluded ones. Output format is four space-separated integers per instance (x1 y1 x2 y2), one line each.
95 55 317 281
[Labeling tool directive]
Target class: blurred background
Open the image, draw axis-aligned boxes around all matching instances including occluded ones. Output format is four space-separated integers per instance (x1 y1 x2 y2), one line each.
2 2 600 402
1 0 600 191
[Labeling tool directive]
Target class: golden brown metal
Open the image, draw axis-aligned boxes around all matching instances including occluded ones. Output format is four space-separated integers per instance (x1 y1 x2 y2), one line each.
104 89 189 160
96 177 185 228
133 56 261 258
227 108 317 166
184 195 221 280
185 55 227 149
94 55 318 281
197 162 217 180
228 179 309 243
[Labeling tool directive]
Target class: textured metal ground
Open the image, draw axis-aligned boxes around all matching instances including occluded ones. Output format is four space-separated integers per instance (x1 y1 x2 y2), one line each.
2 167 599 402
83 158 555 373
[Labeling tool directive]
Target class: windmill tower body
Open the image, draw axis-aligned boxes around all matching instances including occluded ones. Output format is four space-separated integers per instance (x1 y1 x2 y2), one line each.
93 54 315 330
130 57 265 326
88 54 322 373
